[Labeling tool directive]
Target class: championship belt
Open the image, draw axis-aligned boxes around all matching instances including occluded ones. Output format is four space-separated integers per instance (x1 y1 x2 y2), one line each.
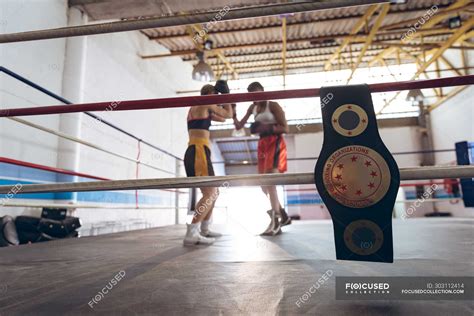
314 85 400 263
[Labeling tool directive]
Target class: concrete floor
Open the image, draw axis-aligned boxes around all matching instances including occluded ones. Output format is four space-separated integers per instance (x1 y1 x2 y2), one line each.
0 218 473 315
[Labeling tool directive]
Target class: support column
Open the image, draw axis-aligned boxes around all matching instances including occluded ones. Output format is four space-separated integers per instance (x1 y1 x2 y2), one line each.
418 102 435 167
175 159 181 224
418 101 440 215
55 7 88 202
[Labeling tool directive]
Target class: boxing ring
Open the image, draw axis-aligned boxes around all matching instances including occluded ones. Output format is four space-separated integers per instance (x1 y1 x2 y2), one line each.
1 3 474 312
1 76 473 315
1 75 473 194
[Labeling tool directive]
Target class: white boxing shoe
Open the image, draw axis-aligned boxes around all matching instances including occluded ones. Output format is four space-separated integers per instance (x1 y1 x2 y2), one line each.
200 220 222 238
183 224 215 246
260 210 282 236
201 230 222 238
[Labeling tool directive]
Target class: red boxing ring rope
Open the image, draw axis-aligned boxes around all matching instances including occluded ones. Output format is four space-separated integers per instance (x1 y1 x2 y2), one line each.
0 157 109 181
0 157 187 194
1 76 473 117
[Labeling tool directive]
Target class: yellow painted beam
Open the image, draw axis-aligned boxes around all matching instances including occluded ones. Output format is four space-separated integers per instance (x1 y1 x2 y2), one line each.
346 3 390 83
370 1 470 69
214 49 238 79
324 4 381 71
376 18 472 115
414 16 474 78
380 58 398 81
381 1 472 30
459 30 474 41
460 43 468 75
423 0 469 29
435 59 442 97
428 85 469 112
368 46 398 66
439 55 463 76
461 40 474 48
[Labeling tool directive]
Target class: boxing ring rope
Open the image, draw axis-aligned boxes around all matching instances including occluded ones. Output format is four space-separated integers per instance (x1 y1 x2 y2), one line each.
0 157 109 181
1 166 473 194
6 116 175 175
1 76 472 117
0 157 186 194
0 0 388 43
0 66 182 162
214 148 460 165
1 201 189 210
284 179 460 191
288 198 463 206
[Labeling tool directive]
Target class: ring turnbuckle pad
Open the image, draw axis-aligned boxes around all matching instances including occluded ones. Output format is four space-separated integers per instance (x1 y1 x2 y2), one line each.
314 84 400 263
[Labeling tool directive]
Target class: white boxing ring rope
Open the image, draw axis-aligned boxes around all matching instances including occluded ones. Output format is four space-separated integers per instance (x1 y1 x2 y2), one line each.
1 166 473 195
7 116 175 175
0 201 189 210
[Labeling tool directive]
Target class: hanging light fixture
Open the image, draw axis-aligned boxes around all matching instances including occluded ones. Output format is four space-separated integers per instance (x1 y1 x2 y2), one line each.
448 15 462 29
406 89 425 106
192 51 214 82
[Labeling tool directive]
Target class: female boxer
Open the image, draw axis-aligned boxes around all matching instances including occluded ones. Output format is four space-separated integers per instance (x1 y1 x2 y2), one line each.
233 82 291 236
183 83 233 245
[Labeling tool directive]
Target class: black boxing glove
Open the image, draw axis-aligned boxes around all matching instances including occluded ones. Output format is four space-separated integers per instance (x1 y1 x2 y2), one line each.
215 80 230 94
250 121 260 134
250 122 274 135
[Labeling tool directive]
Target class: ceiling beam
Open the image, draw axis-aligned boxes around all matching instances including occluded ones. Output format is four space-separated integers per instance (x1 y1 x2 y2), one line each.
461 40 474 48
142 32 440 60
208 51 391 68
460 43 468 75
209 48 395 66
145 4 453 41
324 4 381 71
428 86 469 112
374 41 439 49
221 57 392 73
203 46 391 64
381 2 473 30
347 3 390 83
214 49 238 79
368 0 469 69
368 46 398 66
376 16 474 114
206 59 408 79
435 59 443 97
439 55 463 76
3 1 394 43
214 61 470 78
414 16 474 77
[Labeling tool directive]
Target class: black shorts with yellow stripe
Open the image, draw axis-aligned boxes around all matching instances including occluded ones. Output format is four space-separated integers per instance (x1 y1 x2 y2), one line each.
184 137 215 177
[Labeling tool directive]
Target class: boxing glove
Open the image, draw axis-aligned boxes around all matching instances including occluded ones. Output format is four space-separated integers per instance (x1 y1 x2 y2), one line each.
250 122 274 135
215 80 230 94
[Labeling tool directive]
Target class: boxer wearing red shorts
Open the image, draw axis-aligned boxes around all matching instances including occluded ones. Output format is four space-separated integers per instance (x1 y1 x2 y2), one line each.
233 82 291 236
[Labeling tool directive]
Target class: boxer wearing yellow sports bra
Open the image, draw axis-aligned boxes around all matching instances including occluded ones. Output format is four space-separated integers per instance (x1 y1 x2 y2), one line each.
183 84 233 246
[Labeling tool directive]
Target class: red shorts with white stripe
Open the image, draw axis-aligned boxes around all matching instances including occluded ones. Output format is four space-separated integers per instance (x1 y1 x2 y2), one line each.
257 134 287 174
